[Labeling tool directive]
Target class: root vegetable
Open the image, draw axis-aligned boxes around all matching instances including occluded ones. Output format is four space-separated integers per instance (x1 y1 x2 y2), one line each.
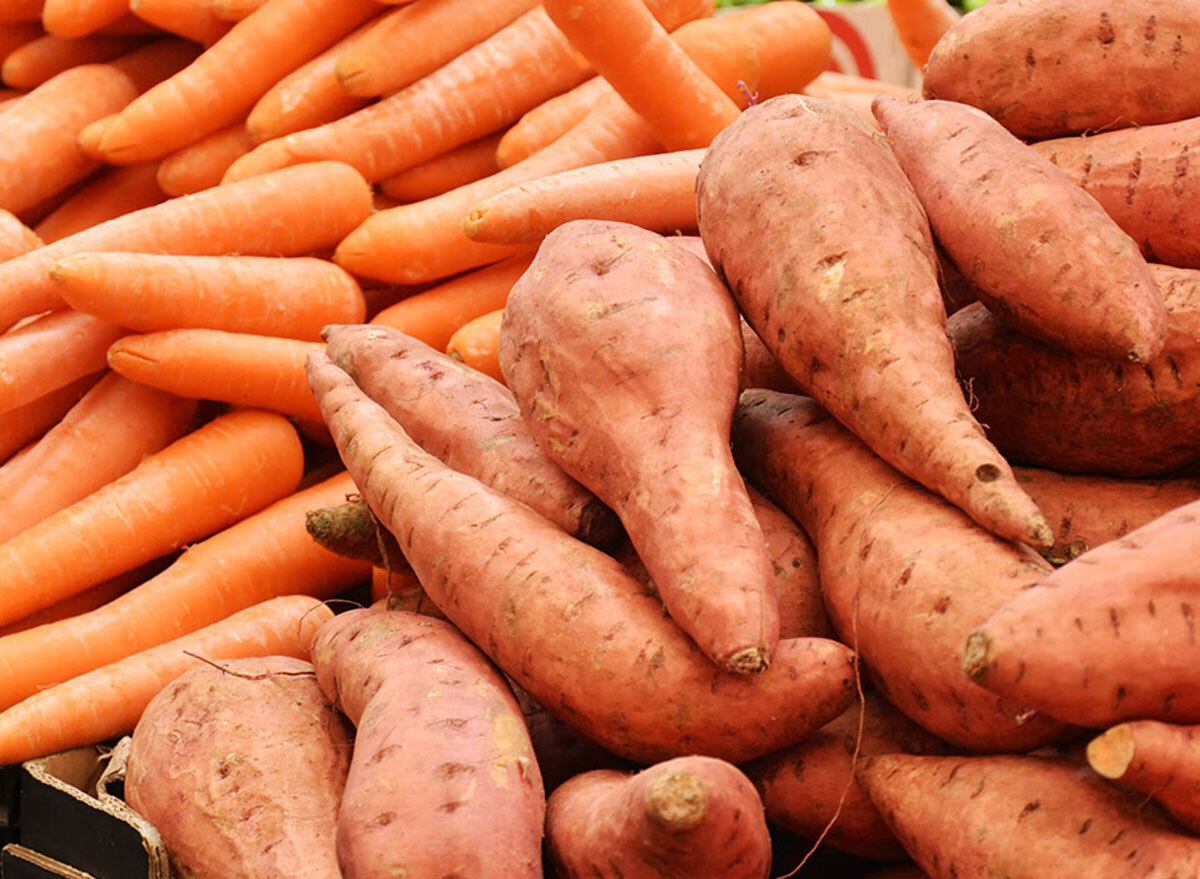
1088 720 1200 834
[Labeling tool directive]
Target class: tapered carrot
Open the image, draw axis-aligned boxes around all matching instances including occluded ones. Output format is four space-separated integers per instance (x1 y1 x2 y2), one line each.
223 0 713 184
87 0 380 164
803 71 920 125
0 408 303 628
154 123 252 196
0 161 372 330
445 309 503 382
0 21 39 58
210 0 266 19
493 77 607 168
108 329 324 421
33 163 164 243
55 253 366 339
0 559 164 637
103 35 198 89
0 595 334 764
0 472 368 710
0 374 198 543
128 0 228 44
0 207 42 257
334 0 539 99
1 33 145 87
886 0 958 69
0 310 125 414
0 372 100 463
0 0 42 24
379 133 502 203
42 0 127 37
370 252 533 351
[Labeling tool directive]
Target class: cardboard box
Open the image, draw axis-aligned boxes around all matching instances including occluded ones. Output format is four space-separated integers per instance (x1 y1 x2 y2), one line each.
809 1 920 87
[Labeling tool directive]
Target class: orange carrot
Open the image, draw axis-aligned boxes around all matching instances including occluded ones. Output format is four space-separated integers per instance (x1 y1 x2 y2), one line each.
710 1 830 101
95 12 163 35
0 374 198 543
104 35 198 89
445 308 503 382
379 133 502 203
155 122 253 195
334 0 539 98
33 163 165 243
88 0 381 164
0 472 368 711
464 149 702 245
0 594 334 764
0 408 303 628
0 559 166 637
0 85 23 104
0 21 39 58
222 0 713 184
108 329 324 421
494 76 607 168
1 33 145 88
886 0 958 69
210 0 265 19
0 161 372 330
0 372 100 463
370 251 533 350
0 207 42 257
128 0 229 45
0 0 43 24
0 310 125 414
42 0 128 37
54 253 366 339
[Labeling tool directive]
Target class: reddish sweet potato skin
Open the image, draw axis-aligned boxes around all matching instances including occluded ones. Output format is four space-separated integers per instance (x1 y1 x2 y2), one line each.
743 692 952 861
874 96 1163 363
860 753 1200 878
311 608 544 878
732 390 1069 752
697 94 1049 550
523 705 636 794
1088 720 1200 833
322 323 620 547
965 498 1200 728
546 757 771 879
922 0 1200 138
309 354 858 764
1034 116 1200 269
951 265 1200 477
125 656 350 879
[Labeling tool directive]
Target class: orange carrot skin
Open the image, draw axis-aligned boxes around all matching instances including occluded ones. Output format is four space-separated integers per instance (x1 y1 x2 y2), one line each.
0 21 40 59
211 0 266 19
0 206 41 257
1088 721 1200 834
54 253 366 339
1 33 144 88
0 0 44 24
0 558 164 637
33 163 164 243
0 309 125 413
885 0 958 68
155 122 254 195
379 133 502 203
445 308 503 382
0 372 100 463
128 0 229 45
494 77 606 168
42 0 129 38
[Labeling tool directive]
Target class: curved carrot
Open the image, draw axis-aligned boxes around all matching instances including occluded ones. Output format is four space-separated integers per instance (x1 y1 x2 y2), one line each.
34 163 165 243
710 1 831 102
0 472 368 711
379 133 502 203
42 0 128 37
0 160 372 330
0 207 42 257
1 33 145 88
0 595 334 765
0 21 39 58
154 122 250 195
886 0 958 69
445 308 504 383
128 0 229 44
0 559 165 637
0 373 198 543
0 372 101 463
55 252 366 339
0 310 125 414
0 408 303 628
108 329 324 421
494 77 606 168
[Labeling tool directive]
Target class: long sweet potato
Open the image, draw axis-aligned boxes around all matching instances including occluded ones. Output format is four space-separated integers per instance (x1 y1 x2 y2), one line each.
732 390 1069 752
311 608 544 878
1088 720 1200 834
308 352 857 764
965 498 1200 728
697 94 1050 550
499 220 778 673
950 264 1200 476
125 655 350 879
546 757 771 879
922 0 1200 138
873 96 1163 363
860 753 1200 878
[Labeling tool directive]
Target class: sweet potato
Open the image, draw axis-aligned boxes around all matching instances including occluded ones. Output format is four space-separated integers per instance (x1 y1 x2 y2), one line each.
867 867 930 879
308 352 857 764
965 498 1200 728
498 220 778 673
311 608 544 878
697 94 1050 550
873 96 1163 363
860 753 1200 878
523 704 636 793
743 692 953 861
546 757 771 879
950 264 1200 476
1034 116 1200 269
1088 720 1200 833
322 322 620 548
125 655 350 879
732 390 1069 752
922 0 1200 138
305 494 404 567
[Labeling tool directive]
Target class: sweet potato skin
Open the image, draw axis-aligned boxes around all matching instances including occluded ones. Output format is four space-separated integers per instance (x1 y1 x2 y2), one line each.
125 656 350 879
922 0 1200 138
311 608 544 879
546 757 771 879
951 265 1200 477
1088 720 1200 833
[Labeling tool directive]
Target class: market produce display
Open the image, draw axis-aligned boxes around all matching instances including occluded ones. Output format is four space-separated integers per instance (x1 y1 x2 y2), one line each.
0 0 1198 876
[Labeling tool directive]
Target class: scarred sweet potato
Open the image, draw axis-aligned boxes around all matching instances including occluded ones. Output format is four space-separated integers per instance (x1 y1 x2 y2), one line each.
1088 720 1200 833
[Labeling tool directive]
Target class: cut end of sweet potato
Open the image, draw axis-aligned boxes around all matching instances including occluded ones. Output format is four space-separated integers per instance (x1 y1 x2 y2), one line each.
645 771 708 831
1086 725 1136 780
961 631 992 682
723 645 769 675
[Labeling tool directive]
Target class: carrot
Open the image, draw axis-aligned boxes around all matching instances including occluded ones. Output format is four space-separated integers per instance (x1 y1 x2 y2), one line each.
0 372 100 463
804 71 921 125
1088 721 1200 834
886 0 958 68
210 0 265 19
222 0 713 184
127 0 229 44
444 309 504 382
41 0 128 37
543 0 739 151
155 122 254 195
493 77 607 168
0 207 42 257
55 253 366 339
103 35 199 90
108 329 324 421
95 13 164 35
34 163 164 243
0 0 42 24
379 133 502 203
370 251 533 351
1 33 146 88
0 559 165 637
711 1 831 103
0 310 125 414
0 595 333 765
0 21 39 58
0 374 198 543
0 472 367 710
0 160 372 330
333 0 539 99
